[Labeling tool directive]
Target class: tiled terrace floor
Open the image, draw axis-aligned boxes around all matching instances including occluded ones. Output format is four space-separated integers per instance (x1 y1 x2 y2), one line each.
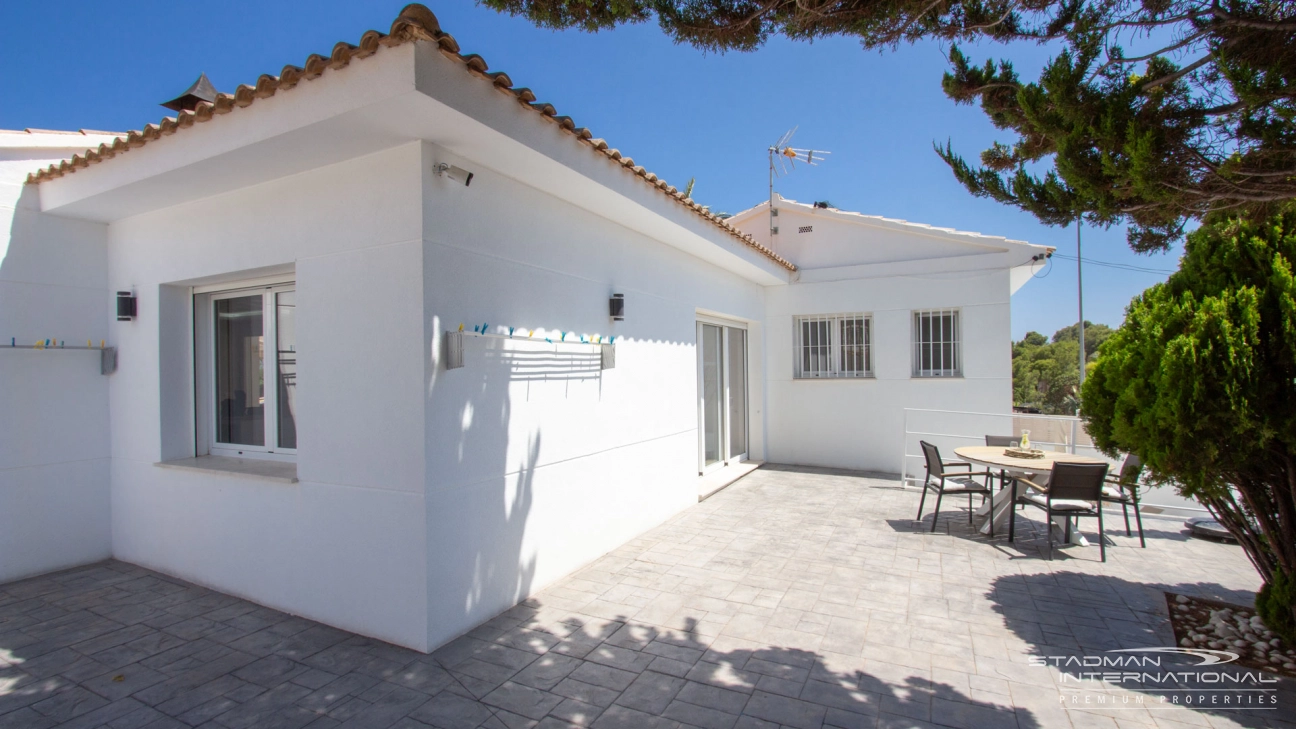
2 465 1292 729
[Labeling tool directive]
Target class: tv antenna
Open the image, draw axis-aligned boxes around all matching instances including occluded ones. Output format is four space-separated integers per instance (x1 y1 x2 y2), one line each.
768 127 829 252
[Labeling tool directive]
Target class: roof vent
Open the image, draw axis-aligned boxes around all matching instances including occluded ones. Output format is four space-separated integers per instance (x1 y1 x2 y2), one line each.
813 201 832 209
161 73 220 112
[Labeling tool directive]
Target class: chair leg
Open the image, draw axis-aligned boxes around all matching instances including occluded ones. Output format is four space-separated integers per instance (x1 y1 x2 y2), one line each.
1098 502 1106 562
1008 482 1017 543
1122 500 1132 536
1046 504 1053 560
1133 496 1146 548
988 487 995 538
968 493 974 524
931 489 945 533
1064 517 1072 544
916 484 929 522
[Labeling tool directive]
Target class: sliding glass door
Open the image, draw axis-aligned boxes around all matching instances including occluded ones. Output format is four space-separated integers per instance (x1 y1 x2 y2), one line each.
698 320 748 474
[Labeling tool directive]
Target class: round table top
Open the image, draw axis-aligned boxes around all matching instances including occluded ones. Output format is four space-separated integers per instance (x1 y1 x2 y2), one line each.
953 445 1106 472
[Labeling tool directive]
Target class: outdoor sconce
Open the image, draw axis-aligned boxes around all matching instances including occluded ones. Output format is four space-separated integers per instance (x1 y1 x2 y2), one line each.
435 163 474 187
116 290 136 321
444 330 464 370
609 293 625 321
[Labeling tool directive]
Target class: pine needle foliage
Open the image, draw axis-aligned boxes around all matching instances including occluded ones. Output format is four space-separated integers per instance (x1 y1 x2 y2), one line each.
481 0 1296 252
1082 207 1296 640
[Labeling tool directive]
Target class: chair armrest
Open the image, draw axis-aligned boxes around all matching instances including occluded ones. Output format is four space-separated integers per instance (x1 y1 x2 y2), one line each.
942 461 973 469
1016 477 1047 493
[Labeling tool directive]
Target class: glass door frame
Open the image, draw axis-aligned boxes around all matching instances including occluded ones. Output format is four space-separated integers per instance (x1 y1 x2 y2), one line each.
697 316 749 475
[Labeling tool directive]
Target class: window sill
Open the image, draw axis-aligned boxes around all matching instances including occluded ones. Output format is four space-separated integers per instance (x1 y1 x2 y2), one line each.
792 375 876 380
154 456 298 484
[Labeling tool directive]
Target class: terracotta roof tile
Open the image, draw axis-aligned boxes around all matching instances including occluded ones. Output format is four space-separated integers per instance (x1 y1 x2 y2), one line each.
25 4 794 272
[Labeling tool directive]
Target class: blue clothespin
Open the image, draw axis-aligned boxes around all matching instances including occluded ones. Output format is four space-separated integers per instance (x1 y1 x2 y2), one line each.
508 327 515 337
45 339 51 347
609 336 616 344
580 334 587 343
545 337 552 343
10 338 14 347
481 323 488 335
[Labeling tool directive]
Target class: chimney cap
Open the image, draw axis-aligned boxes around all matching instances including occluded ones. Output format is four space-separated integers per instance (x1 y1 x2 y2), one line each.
161 73 219 112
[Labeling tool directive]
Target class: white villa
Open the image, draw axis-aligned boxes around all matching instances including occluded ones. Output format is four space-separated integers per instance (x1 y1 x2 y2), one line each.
0 5 1049 652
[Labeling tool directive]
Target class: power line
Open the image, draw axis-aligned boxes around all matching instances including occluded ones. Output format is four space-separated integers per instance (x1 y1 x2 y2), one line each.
1050 252 1176 275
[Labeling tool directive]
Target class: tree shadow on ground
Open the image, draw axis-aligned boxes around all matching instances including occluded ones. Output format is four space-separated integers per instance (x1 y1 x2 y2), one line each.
982 569 1296 727
0 560 1043 729
427 606 1044 729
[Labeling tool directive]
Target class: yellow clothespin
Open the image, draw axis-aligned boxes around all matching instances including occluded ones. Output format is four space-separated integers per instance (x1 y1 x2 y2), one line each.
35 340 43 350
100 340 105 348
87 340 92 348
458 323 464 332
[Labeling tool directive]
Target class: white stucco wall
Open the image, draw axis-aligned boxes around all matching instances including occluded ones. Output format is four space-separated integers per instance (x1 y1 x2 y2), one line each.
103 143 430 649
733 201 1022 475
0 139 115 583
419 143 766 649
763 269 1013 474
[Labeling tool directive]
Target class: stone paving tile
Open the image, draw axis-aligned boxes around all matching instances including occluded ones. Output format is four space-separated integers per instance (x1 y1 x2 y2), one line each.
4 467 1295 729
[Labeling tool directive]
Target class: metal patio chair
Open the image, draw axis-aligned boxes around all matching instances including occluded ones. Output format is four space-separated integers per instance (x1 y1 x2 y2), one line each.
984 435 1021 491
1101 454 1146 548
917 441 994 534
1009 461 1110 561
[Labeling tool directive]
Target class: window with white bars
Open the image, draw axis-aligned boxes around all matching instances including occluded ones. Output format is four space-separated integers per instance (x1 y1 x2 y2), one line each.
912 309 961 377
794 314 872 378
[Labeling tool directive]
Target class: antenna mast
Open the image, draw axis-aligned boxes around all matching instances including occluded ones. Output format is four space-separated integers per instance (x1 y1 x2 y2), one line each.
767 128 829 254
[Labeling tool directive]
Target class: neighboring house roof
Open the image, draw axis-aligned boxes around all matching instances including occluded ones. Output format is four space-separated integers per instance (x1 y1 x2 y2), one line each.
730 195 1041 249
25 4 795 272
1 128 124 149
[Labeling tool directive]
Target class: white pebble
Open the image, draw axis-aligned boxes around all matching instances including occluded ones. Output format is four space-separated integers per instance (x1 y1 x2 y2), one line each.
1176 595 1190 604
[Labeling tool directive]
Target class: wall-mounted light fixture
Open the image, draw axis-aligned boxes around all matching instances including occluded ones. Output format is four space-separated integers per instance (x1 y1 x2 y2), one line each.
116 290 136 321
609 293 625 322
435 163 474 187
444 330 464 370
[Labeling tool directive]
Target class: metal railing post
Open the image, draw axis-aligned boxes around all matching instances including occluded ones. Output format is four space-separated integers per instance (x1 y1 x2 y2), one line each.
1070 418 1077 454
900 409 909 488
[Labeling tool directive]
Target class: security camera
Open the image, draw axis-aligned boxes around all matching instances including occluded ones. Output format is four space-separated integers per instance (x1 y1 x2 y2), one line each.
436 163 474 187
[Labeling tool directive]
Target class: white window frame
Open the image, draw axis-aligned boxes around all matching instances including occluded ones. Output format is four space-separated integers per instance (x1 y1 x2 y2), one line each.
194 279 297 461
793 313 873 379
912 308 961 378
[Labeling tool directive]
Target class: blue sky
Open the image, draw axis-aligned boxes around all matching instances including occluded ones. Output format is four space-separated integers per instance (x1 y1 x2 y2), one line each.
0 1 1181 339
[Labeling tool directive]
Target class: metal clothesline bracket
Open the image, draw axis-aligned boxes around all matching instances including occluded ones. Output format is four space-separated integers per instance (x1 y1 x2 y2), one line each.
5 344 117 374
443 330 615 372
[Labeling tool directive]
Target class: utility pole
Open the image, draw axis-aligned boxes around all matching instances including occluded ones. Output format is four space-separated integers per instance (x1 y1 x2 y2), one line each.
1077 215 1086 389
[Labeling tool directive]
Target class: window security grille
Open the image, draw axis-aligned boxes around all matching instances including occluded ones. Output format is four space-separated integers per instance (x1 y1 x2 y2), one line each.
912 309 961 377
798 225 813 234
794 314 872 378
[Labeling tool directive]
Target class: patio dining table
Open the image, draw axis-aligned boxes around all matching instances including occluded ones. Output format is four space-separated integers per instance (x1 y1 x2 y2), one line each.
953 445 1107 546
